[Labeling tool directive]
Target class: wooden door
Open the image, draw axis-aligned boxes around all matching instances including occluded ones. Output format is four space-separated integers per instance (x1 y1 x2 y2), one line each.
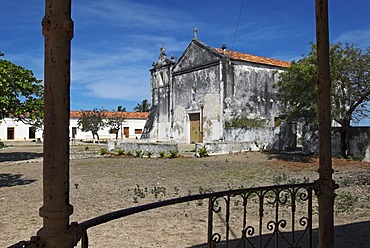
189 113 200 144
124 127 129 138
7 127 14 140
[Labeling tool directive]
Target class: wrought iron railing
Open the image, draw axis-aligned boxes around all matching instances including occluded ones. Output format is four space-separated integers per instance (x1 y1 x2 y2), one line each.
75 182 316 248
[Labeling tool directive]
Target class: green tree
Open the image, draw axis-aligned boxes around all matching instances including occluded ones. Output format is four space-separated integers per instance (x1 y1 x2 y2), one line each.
0 52 43 126
77 108 106 144
133 99 151 112
277 43 370 157
117 105 126 112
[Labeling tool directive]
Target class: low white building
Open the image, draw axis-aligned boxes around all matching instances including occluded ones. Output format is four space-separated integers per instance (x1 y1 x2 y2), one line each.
0 111 148 142
0 118 43 141
70 111 148 141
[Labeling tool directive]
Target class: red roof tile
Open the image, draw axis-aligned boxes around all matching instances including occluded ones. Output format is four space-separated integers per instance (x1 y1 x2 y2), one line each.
214 48 291 68
70 111 148 119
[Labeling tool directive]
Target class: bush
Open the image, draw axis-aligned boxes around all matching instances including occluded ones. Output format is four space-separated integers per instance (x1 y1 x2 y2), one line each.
169 150 179 158
0 141 5 149
115 148 124 155
159 151 166 158
146 150 153 158
197 146 209 157
135 150 143 157
98 148 108 155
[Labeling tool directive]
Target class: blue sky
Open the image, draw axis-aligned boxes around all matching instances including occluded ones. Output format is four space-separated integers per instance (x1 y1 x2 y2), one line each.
1 0 370 121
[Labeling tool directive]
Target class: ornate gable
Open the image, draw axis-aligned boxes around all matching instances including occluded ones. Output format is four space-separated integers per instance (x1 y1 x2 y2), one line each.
173 39 223 73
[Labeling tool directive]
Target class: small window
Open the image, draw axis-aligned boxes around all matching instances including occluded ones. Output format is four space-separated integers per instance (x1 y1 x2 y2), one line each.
135 129 143 134
29 127 36 139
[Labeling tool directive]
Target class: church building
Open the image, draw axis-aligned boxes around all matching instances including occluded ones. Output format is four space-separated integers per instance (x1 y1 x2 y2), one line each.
143 34 291 144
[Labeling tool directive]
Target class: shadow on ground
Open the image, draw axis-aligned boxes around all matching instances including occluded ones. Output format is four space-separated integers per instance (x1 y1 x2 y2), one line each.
189 221 370 248
0 152 43 162
266 151 315 163
0 173 37 188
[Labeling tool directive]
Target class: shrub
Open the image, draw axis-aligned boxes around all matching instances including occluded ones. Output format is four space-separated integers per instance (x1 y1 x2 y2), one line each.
169 150 179 158
197 146 209 157
115 148 124 155
98 148 108 155
84 146 89 151
159 151 166 158
135 150 143 157
146 150 153 158
0 141 5 149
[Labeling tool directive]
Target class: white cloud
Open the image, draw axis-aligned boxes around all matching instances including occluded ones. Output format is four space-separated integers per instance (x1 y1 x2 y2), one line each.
335 29 370 49
75 0 193 30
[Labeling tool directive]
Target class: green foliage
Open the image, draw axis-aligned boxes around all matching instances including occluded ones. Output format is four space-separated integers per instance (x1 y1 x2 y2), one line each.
197 146 209 157
125 150 133 156
133 99 151 112
169 150 179 158
115 148 124 155
98 148 108 155
84 146 89 151
146 150 153 158
159 151 166 158
0 141 5 149
225 117 267 129
336 192 359 214
135 149 143 157
0 52 44 126
348 153 365 161
77 108 106 143
276 42 370 125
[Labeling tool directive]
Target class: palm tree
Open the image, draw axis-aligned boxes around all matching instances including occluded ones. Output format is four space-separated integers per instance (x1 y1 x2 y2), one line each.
133 99 151 112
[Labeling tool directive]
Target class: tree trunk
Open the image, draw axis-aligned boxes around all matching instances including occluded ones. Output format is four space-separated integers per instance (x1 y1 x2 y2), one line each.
96 132 100 145
340 121 350 158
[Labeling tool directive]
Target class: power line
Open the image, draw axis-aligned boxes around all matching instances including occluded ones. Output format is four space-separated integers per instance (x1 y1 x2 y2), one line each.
232 0 245 50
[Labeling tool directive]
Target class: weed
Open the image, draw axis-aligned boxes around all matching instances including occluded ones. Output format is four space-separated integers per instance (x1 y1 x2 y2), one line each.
169 150 179 158
84 146 89 151
173 187 180 196
125 151 133 156
336 192 359 214
151 186 166 199
98 148 108 155
146 150 153 158
225 117 267 129
135 150 143 157
115 148 124 155
197 146 209 157
159 151 166 158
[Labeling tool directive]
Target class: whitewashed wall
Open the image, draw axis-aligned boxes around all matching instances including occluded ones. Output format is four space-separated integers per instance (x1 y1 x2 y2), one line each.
0 117 147 142
0 118 43 141
70 118 147 141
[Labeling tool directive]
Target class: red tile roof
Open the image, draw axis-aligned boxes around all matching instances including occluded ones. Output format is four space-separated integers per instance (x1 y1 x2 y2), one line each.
214 48 291 68
70 111 148 119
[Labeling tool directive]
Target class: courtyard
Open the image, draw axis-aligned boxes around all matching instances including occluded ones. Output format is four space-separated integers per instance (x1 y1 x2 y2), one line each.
1 142 370 247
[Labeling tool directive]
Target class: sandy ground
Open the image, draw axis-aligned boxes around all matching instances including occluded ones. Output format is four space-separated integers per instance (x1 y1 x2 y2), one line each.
1 142 370 247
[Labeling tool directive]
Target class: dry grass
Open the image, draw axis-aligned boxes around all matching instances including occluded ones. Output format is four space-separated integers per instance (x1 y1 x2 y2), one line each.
1 143 369 247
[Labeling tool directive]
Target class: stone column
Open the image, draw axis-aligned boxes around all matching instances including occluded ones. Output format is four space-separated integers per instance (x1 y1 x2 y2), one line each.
315 0 337 247
37 0 74 247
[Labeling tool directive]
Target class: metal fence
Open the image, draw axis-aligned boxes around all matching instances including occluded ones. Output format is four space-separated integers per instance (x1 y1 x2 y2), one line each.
76 182 316 248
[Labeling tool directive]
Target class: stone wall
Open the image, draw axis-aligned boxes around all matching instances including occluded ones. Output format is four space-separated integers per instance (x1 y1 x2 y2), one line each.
115 140 178 157
302 125 370 157
223 122 296 151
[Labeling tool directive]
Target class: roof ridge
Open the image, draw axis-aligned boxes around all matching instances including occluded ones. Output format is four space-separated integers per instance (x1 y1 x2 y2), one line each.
213 47 291 68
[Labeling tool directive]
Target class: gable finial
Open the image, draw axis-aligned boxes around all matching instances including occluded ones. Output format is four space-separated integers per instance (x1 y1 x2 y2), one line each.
193 27 198 40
